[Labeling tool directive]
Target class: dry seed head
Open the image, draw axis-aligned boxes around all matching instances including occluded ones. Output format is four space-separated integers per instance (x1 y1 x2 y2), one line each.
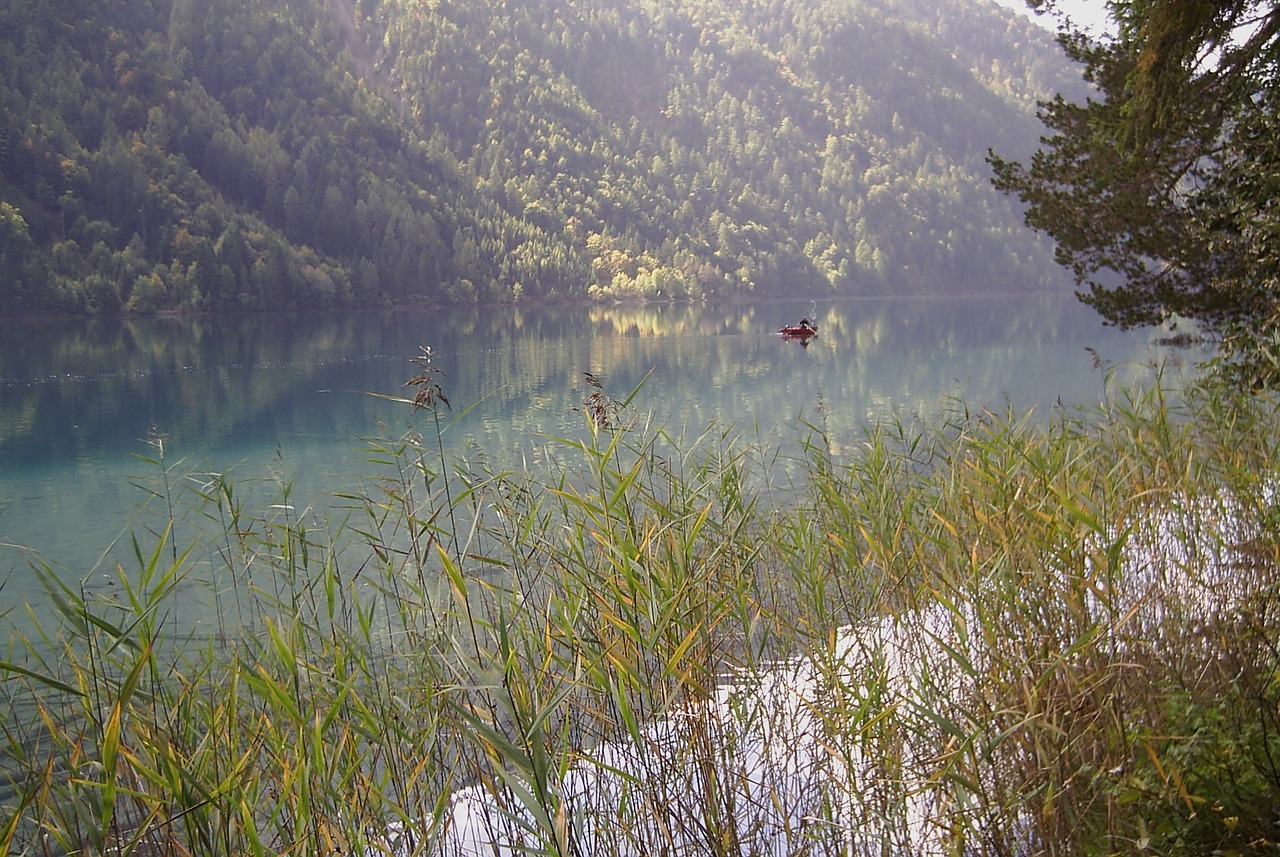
577 371 622 429
403 345 451 412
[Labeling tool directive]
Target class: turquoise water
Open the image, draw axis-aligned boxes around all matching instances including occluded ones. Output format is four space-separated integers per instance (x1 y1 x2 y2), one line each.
0 293 1207 630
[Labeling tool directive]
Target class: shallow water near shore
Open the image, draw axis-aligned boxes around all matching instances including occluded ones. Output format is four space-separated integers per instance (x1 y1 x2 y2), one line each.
0 293 1207 628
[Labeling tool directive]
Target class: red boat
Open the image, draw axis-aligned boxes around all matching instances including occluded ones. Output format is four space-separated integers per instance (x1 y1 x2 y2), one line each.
778 319 818 338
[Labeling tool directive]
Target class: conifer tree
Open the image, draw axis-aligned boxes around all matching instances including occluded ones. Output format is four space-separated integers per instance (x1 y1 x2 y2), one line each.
991 0 1280 387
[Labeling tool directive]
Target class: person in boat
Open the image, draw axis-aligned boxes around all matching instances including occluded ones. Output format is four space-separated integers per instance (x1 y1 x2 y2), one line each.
780 318 817 336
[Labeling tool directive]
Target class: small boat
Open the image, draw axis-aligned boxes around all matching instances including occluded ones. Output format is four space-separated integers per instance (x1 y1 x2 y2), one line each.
778 319 818 338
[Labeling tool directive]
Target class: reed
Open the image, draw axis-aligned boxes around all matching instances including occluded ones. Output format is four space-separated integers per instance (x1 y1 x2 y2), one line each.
2 366 1278 856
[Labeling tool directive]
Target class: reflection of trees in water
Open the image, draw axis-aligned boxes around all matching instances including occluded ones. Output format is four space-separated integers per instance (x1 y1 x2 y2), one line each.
0 295 1204 590
0 295 1189 473
0 313 373 464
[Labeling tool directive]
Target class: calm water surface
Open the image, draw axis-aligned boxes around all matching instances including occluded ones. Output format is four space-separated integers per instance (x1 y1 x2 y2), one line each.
0 293 1206 626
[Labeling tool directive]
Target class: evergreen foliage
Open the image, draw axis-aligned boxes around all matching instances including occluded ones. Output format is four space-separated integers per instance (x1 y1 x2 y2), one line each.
990 0 1280 388
0 0 1082 314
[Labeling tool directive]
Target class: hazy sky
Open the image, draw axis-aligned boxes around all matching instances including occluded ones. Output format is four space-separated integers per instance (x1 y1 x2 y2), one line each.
995 0 1115 36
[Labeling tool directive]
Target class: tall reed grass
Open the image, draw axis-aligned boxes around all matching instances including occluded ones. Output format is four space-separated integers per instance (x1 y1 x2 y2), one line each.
2 366 1277 856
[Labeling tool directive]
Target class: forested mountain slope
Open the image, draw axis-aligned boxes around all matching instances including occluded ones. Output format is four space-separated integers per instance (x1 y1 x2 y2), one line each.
0 0 1083 314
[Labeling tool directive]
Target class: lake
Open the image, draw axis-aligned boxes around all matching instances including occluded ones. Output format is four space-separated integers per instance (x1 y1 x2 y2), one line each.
0 292 1207 628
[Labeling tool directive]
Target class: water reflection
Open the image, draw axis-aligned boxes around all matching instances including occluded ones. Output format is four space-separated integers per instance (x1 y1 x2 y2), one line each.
1 294 1207 603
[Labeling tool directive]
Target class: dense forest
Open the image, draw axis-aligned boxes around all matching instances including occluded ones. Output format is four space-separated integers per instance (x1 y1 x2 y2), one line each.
0 0 1084 314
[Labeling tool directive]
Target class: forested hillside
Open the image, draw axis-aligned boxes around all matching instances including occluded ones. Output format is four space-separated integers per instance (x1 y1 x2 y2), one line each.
0 0 1083 314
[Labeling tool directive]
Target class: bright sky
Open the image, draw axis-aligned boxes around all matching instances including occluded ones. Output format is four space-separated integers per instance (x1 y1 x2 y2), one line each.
995 0 1116 36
